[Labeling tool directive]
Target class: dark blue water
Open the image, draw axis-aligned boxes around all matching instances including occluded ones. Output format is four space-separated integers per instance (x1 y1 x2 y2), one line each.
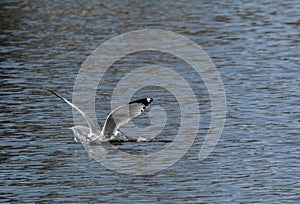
1 0 299 203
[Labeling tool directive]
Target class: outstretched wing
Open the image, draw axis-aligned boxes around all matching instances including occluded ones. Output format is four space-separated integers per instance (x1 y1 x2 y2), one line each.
46 88 101 137
101 98 153 137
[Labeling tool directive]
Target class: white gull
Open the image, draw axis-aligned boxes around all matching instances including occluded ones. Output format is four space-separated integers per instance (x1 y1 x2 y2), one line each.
46 88 152 144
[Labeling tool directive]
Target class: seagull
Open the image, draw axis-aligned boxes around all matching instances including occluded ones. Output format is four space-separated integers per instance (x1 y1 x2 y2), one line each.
46 88 152 144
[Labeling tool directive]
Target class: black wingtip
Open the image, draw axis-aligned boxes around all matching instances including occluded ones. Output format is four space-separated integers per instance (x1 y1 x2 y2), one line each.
45 87 64 101
45 87 57 96
129 98 153 106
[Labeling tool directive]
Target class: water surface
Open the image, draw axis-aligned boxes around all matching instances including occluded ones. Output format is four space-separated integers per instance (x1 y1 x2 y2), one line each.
1 0 299 203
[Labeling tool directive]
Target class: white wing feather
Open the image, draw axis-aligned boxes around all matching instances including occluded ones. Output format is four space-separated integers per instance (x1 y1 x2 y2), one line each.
101 98 153 137
46 88 101 139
